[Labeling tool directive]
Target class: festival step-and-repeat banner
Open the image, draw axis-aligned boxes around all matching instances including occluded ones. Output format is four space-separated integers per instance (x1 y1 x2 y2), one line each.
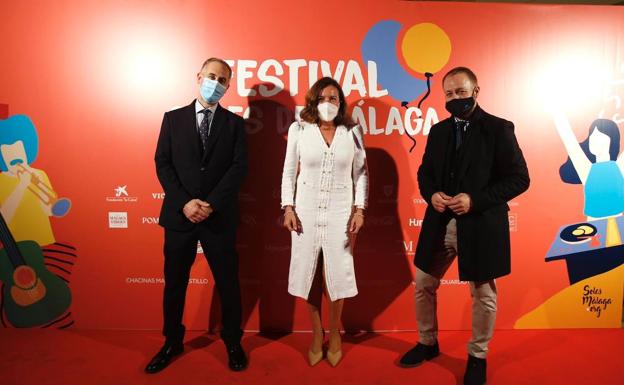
0 0 622 331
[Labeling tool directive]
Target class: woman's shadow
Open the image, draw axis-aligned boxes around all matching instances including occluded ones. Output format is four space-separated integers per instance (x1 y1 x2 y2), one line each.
339 97 418 356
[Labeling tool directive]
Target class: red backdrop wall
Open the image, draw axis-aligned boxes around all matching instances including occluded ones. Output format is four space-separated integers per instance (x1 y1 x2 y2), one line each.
1 0 623 331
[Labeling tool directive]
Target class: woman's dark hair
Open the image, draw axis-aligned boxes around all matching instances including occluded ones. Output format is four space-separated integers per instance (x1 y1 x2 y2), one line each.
299 77 355 128
560 119 620 184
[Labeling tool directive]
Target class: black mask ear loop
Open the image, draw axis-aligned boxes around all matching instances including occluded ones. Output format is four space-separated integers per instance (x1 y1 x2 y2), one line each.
402 72 433 153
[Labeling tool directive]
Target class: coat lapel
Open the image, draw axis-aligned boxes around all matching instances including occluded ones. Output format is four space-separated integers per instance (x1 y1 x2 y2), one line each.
201 104 225 163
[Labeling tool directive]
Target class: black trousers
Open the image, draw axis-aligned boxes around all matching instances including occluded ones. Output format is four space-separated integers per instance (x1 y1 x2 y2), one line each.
162 224 243 346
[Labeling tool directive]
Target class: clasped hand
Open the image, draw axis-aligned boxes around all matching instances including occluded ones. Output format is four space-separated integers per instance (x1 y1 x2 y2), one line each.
431 192 471 215
183 199 213 223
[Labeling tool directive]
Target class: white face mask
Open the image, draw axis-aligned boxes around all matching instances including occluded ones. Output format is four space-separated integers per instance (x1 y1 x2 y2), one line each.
317 102 339 122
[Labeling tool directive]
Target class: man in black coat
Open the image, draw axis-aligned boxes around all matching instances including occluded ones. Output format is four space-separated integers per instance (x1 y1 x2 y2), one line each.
400 67 529 385
145 58 248 373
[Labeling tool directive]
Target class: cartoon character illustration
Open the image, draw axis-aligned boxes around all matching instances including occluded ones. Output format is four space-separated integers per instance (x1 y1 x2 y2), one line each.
555 113 624 220
0 115 74 328
0 115 71 246
517 113 624 328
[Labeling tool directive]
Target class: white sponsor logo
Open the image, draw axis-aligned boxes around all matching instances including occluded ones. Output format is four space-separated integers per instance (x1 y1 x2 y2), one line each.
115 185 128 197
403 240 416 255
152 192 165 199
106 186 138 202
141 217 159 225
509 213 518 232
108 212 128 228
408 218 423 227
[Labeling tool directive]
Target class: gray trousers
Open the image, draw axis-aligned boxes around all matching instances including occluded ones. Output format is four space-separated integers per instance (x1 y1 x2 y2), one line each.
414 219 497 358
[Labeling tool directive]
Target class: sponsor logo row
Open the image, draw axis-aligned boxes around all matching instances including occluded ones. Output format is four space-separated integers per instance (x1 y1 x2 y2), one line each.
105 186 446 206
110 212 518 233
106 186 523 212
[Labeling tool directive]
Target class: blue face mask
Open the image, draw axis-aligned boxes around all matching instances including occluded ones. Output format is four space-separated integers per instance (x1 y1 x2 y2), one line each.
200 78 227 104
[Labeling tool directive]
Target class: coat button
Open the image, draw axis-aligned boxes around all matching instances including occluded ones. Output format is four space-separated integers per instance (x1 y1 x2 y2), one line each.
200 167 206 171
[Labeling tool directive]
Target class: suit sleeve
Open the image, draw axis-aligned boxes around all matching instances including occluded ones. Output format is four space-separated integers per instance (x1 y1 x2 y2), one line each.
417 126 440 206
352 125 369 209
470 121 530 213
205 116 248 211
154 112 192 212
280 122 301 208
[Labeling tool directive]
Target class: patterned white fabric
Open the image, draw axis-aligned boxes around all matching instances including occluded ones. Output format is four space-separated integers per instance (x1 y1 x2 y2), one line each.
281 121 369 301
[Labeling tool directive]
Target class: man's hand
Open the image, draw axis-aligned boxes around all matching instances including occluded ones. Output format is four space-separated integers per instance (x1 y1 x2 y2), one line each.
448 193 471 215
183 199 212 223
431 191 452 212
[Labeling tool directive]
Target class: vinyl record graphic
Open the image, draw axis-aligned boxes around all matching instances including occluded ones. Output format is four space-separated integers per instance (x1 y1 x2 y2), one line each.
559 223 598 244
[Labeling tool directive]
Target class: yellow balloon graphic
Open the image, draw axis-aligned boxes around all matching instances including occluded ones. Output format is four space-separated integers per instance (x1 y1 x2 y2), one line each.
401 23 451 74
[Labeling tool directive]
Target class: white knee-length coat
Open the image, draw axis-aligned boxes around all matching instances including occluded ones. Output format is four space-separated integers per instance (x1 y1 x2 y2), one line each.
281 121 369 301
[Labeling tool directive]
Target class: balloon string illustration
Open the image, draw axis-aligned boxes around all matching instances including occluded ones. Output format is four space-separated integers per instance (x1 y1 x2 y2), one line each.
403 72 433 153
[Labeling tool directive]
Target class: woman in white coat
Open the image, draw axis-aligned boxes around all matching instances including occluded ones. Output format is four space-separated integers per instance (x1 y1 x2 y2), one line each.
281 77 369 367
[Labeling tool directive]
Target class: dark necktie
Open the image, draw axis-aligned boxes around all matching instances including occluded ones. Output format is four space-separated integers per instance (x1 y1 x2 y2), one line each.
198 109 212 151
455 120 468 150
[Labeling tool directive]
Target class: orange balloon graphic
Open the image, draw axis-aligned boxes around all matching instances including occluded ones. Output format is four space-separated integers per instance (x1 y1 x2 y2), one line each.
401 23 451 74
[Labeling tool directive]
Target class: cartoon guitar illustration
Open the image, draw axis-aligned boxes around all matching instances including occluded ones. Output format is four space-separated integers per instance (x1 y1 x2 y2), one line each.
0 213 71 327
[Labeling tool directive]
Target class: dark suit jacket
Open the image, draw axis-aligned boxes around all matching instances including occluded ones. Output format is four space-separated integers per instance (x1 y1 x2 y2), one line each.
415 106 530 281
155 101 248 232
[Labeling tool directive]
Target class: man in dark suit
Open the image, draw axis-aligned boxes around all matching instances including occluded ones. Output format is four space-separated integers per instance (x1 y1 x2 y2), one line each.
145 58 248 373
400 67 529 385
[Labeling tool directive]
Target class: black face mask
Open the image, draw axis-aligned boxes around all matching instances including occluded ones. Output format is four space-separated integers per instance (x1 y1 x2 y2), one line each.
445 97 475 118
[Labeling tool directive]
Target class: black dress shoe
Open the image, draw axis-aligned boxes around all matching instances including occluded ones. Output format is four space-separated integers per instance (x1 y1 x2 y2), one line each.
226 343 248 371
399 342 440 367
463 355 487 385
144 343 184 374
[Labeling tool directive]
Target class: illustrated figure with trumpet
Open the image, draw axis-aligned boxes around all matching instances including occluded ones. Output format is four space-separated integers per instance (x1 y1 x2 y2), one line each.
0 115 71 246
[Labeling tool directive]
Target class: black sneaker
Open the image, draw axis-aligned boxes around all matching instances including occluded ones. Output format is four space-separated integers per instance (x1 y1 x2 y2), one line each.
463 355 486 385
399 342 440 367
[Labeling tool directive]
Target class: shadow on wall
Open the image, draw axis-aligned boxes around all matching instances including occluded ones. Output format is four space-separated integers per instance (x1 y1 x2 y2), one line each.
202 85 297 335
342 97 416 332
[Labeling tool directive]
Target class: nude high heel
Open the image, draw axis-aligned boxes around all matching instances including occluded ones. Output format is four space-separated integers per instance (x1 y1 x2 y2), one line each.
308 329 325 366
326 348 343 367
327 332 342 367
308 349 323 366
